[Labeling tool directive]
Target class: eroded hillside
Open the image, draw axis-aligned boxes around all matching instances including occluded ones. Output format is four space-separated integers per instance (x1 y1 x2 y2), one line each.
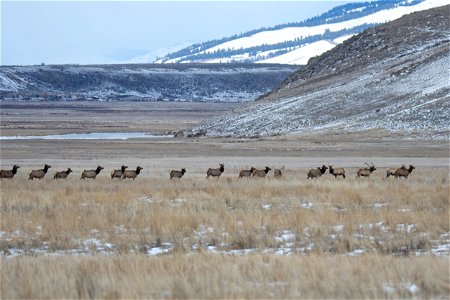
0 64 297 102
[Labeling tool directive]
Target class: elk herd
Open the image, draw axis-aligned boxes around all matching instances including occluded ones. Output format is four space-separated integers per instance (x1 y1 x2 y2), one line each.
0 162 417 181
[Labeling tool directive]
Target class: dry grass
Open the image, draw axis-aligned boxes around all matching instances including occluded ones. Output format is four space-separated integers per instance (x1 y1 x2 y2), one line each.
2 254 448 299
1 166 449 298
1 168 448 253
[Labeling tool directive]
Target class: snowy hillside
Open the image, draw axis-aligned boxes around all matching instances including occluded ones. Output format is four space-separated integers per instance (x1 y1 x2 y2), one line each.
157 0 447 65
0 64 297 102
182 6 450 139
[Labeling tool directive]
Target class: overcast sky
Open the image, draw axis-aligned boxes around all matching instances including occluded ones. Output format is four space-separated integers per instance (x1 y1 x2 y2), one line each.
2 1 353 65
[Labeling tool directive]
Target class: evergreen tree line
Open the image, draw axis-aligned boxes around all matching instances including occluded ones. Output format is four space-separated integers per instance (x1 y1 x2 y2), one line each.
175 23 377 63
159 0 423 62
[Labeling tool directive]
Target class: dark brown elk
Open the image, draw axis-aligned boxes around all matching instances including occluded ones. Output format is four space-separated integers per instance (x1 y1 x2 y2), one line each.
274 168 283 178
307 165 328 179
170 168 186 179
0 165 20 179
386 165 405 178
329 165 345 179
81 166 104 179
206 163 224 179
111 165 128 179
54 168 72 179
253 166 271 178
238 167 256 179
356 163 376 178
29 164 51 180
394 165 415 178
122 166 143 180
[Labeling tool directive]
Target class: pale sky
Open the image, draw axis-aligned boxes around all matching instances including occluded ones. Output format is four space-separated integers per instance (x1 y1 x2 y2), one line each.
1 1 354 65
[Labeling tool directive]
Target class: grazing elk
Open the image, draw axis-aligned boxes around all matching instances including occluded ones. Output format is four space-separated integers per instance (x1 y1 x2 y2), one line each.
170 168 186 179
253 166 272 178
238 167 256 179
274 168 283 178
54 168 72 179
307 165 328 179
111 165 128 179
81 166 104 179
122 166 143 180
356 163 376 178
29 164 51 180
329 165 346 179
206 163 224 179
386 165 406 178
0 165 20 179
395 165 415 178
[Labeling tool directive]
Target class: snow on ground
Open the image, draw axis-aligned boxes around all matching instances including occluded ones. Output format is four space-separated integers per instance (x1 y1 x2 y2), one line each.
383 282 421 294
2 225 448 258
2 200 449 258
256 40 337 65
2 228 448 258
0 73 26 91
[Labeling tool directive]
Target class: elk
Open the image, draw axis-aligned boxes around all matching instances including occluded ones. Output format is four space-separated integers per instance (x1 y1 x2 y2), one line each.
206 163 224 179
81 166 104 179
307 165 328 179
170 168 186 179
238 167 256 179
29 164 51 180
54 168 72 179
274 168 283 178
253 166 271 178
0 165 20 179
394 165 415 178
111 165 128 179
329 165 346 179
386 165 406 178
122 166 143 180
356 163 376 178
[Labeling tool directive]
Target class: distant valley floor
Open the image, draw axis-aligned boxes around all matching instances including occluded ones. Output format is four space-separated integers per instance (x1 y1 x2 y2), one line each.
0 100 242 136
0 101 447 171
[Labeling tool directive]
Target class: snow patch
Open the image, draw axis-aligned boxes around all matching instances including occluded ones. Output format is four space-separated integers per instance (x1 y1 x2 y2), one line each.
383 282 421 294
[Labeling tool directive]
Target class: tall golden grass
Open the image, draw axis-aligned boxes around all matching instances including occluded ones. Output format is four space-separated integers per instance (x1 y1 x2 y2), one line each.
1 167 449 298
1 254 448 299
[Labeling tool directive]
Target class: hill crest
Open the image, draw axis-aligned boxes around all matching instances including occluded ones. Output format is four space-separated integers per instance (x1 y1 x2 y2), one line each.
156 0 444 65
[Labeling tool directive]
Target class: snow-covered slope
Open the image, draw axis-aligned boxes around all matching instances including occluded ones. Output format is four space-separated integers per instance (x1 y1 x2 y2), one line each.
157 0 447 65
182 6 450 139
257 40 337 65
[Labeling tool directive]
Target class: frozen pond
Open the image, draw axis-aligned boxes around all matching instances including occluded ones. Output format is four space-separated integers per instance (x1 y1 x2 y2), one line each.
0 132 174 140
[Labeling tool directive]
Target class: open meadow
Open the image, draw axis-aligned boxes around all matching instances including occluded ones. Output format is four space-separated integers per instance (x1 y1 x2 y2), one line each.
0 101 449 298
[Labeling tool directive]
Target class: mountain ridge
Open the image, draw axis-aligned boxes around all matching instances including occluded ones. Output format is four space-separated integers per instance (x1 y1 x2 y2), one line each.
156 0 444 65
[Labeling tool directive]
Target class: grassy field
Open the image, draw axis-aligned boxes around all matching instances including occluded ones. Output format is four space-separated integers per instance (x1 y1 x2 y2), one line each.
0 101 449 298
1 167 449 298
2 255 448 299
